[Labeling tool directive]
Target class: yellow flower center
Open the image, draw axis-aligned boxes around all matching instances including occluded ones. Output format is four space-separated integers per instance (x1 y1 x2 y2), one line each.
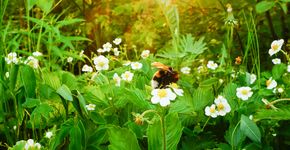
209 107 216 113
272 44 279 51
157 89 167 98
217 103 224 111
266 80 272 87
170 83 178 88
124 73 130 79
241 89 248 95
99 62 105 67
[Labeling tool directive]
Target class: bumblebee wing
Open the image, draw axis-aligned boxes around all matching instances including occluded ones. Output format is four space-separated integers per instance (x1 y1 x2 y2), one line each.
151 62 170 71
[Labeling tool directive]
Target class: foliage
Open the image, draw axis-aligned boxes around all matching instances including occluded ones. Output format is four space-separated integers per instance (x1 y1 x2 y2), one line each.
1 0 290 149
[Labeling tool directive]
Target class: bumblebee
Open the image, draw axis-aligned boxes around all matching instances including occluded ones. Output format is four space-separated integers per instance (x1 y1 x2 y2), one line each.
151 62 179 89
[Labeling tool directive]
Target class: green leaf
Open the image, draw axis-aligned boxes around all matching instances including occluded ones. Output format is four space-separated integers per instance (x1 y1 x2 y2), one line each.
255 108 290 120
119 88 152 109
279 2 288 14
91 112 106 124
27 0 37 11
9 64 19 90
147 118 163 150
56 18 85 28
71 90 86 118
240 115 261 143
21 65 36 98
192 87 214 111
199 77 218 88
165 113 183 150
51 119 74 150
225 124 246 148
69 120 86 150
223 83 238 110
108 126 141 150
8 140 26 150
30 103 54 128
36 0 54 14
62 72 78 90
57 84 73 101
147 113 183 150
42 72 61 90
22 98 41 108
255 1 275 13
272 64 286 79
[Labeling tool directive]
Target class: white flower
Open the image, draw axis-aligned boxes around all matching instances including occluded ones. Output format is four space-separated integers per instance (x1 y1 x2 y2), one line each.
25 139 41 150
151 80 159 89
207 60 218 70
5 72 9 78
151 88 176 107
123 61 131 66
113 38 122 45
85 104 96 111
266 77 277 89
67 57 73 63
197 65 205 73
131 62 143 70
236 86 253 101
249 115 253 120
93 55 109 71
25 56 39 69
121 71 134 82
269 39 284 56
141 50 150 59
82 64 93 72
205 104 218 118
250 74 257 84
287 65 290 72
103 42 112 52
32 51 43 57
97 48 106 53
214 95 231 116
168 83 183 96
45 131 53 139
79 50 85 57
5 52 18 64
13 125 16 130
113 48 120 56
277 87 284 93
113 73 121 86
272 58 281 64
180 67 191 74
227 7 232 12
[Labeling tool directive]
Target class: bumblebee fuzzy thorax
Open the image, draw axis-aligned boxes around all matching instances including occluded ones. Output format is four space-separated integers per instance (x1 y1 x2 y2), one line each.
151 62 179 89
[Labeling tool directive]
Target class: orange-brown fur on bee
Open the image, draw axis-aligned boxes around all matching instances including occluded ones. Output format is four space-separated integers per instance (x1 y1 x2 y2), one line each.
151 62 179 88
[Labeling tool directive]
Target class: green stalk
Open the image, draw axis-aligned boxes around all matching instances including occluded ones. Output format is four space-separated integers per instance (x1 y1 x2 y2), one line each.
201 117 210 131
25 0 32 52
36 15 46 52
231 121 241 150
161 115 166 150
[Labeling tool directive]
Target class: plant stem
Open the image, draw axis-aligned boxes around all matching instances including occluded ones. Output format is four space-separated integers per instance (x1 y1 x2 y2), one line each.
269 98 290 106
201 117 210 131
265 11 277 39
231 121 241 150
161 115 166 150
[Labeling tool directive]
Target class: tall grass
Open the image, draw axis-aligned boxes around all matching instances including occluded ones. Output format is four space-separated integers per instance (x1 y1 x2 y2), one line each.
242 10 261 87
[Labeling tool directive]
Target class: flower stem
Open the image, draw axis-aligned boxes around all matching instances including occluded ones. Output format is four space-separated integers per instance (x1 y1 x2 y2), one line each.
161 115 166 150
281 50 290 62
140 109 166 149
269 98 290 106
201 117 210 131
